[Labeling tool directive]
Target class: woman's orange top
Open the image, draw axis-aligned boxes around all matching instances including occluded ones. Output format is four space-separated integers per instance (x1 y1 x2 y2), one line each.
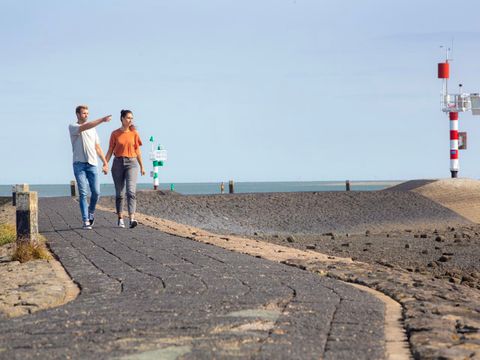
109 129 143 158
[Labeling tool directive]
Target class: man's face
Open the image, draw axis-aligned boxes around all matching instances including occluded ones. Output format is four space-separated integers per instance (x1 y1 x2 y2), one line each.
76 109 89 123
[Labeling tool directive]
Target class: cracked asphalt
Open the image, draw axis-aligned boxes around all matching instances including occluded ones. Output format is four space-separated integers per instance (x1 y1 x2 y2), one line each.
0 198 386 359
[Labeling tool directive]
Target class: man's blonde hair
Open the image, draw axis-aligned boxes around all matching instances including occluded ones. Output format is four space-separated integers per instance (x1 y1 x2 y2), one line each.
75 105 88 114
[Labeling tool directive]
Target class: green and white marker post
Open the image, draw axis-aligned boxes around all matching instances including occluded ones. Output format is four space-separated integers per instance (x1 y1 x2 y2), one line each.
149 136 168 190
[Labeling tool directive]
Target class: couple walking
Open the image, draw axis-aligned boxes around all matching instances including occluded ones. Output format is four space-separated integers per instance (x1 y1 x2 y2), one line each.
68 105 145 230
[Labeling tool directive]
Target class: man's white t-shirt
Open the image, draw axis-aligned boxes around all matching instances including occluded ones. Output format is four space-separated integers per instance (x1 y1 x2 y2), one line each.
69 124 100 166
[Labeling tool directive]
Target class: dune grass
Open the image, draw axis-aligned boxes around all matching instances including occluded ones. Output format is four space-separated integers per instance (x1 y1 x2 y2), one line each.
0 224 16 246
0 222 52 262
0 199 52 262
12 237 52 263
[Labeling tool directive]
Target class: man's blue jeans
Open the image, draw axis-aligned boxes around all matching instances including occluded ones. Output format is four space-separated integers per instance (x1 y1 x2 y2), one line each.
73 162 100 222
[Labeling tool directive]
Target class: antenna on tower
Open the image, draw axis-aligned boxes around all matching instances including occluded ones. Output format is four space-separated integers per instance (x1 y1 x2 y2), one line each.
450 38 454 61
440 45 451 62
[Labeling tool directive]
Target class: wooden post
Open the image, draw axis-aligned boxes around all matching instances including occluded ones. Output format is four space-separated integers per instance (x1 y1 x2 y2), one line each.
70 180 77 197
229 180 234 194
346 180 350 191
16 191 39 246
13 184 29 206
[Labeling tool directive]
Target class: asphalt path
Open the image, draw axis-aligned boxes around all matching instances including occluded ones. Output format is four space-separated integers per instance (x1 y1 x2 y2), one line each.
0 198 386 359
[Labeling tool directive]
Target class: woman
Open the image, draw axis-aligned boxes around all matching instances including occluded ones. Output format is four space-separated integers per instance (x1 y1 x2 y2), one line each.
105 109 145 228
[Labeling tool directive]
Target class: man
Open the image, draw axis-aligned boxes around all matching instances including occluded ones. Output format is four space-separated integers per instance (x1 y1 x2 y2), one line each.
69 105 111 229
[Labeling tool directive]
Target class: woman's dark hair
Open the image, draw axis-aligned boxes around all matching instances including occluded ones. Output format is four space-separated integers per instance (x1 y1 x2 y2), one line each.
120 109 136 130
120 109 133 119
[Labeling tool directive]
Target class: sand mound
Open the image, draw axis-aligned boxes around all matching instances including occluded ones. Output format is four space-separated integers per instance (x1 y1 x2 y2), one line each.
403 178 480 223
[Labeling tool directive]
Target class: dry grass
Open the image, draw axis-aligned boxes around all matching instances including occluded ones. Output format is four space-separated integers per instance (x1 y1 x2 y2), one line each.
12 235 52 263
0 201 53 262
0 224 16 246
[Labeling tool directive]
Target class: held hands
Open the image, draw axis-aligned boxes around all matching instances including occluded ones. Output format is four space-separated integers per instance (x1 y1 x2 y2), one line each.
102 164 109 175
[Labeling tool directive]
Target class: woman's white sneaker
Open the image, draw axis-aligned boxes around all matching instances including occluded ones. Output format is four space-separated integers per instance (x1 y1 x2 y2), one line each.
118 218 125 228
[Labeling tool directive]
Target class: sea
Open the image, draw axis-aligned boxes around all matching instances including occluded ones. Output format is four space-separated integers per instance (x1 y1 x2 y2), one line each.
0 181 402 197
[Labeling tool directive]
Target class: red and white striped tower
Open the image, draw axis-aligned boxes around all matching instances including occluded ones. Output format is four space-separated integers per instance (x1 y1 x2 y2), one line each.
438 55 459 178
438 48 480 177
449 112 459 177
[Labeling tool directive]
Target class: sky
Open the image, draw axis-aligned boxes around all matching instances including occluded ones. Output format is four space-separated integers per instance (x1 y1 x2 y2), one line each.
2 0 480 185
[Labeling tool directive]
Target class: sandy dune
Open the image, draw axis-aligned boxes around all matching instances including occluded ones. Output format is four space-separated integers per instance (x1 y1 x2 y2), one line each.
389 178 480 223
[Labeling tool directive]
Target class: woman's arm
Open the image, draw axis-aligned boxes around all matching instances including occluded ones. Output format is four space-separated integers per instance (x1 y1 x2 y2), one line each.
105 146 114 164
105 132 115 163
137 149 146 176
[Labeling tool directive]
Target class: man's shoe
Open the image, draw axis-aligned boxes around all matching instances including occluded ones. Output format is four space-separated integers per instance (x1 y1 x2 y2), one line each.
83 221 92 230
88 213 95 227
118 218 125 228
129 219 138 229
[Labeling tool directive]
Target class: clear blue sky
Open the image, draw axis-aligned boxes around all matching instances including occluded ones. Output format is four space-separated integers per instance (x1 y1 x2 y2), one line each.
2 0 480 184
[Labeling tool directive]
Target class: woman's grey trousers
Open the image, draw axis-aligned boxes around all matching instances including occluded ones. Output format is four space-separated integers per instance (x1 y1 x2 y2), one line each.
112 157 138 216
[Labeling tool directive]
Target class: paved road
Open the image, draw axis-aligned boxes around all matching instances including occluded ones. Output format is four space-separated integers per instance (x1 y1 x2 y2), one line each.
0 198 386 359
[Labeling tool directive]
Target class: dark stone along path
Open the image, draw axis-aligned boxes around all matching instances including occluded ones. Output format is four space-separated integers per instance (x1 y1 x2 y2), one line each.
0 198 386 359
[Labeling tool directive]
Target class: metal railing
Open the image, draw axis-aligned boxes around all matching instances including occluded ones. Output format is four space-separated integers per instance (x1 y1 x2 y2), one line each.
440 93 472 113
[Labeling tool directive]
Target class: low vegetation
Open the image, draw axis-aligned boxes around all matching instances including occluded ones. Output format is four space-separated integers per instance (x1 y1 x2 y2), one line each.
0 224 16 246
12 238 52 263
1 197 53 262
1 221 52 262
